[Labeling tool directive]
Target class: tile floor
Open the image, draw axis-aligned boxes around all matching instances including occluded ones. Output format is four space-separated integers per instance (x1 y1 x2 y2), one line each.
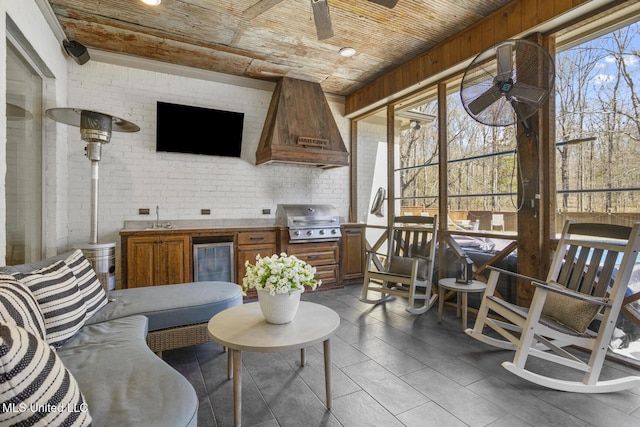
162 286 640 427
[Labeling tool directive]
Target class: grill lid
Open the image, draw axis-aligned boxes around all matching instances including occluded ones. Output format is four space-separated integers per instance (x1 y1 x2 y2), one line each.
276 204 339 225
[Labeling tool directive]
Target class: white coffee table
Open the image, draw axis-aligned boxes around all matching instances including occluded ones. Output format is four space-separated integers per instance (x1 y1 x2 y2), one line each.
438 278 487 331
207 301 340 427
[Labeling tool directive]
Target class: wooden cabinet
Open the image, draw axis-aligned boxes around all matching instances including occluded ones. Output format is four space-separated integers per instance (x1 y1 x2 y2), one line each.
236 230 277 299
121 225 355 292
340 224 365 285
286 241 340 288
125 234 190 288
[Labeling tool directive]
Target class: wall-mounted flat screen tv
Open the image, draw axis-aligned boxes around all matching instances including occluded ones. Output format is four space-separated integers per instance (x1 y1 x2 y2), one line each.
156 101 244 158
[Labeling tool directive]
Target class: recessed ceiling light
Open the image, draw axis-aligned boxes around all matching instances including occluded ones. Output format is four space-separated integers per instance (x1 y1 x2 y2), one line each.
141 0 161 5
339 47 356 58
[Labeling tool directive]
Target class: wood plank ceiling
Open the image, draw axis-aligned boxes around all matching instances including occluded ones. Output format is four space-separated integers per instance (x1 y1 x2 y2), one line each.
49 0 513 96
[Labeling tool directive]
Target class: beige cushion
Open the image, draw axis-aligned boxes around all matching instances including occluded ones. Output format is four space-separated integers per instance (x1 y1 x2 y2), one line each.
388 255 430 281
541 282 600 333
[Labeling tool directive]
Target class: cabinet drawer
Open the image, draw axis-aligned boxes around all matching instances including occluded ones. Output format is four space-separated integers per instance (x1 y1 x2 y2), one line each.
286 242 339 266
315 264 339 285
237 231 276 246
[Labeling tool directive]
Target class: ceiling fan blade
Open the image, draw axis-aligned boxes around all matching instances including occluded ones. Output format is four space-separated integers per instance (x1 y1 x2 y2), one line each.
468 86 503 115
243 0 286 20
367 0 399 8
509 81 548 105
311 0 334 40
496 44 513 82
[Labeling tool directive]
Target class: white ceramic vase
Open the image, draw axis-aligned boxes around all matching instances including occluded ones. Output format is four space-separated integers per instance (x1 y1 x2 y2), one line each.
256 289 301 324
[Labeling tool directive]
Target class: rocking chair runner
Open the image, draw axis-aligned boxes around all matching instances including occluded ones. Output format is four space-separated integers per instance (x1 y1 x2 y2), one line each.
466 220 640 393
360 215 438 314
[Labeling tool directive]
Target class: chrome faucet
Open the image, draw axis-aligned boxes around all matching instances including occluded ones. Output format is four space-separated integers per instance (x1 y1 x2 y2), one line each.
149 206 171 229
149 205 161 229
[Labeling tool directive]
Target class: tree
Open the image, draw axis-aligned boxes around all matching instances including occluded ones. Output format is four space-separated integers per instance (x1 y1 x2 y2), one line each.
555 43 602 210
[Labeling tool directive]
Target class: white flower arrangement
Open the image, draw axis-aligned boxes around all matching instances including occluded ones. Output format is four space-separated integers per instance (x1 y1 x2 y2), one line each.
243 253 321 295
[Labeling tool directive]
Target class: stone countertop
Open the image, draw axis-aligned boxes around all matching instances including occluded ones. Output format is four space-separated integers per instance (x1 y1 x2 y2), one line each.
121 218 277 233
121 218 356 234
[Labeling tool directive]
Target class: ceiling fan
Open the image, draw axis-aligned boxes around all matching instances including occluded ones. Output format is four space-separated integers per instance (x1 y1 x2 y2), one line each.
460 39 555 131
459 39 555 211
243 0 399 40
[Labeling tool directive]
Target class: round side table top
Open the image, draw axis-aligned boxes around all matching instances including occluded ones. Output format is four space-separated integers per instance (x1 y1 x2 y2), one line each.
438 278 486 292
208 301 340 352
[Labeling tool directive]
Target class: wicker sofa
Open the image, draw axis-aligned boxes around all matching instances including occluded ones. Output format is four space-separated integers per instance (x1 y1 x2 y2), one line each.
0 250 242 427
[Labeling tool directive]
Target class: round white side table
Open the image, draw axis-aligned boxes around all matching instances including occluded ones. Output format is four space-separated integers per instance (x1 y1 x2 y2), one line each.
438 278 487 331
208 301 340 427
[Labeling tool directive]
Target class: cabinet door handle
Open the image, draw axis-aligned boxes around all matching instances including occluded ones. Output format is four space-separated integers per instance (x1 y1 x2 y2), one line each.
249 237 265 241
307 255 320 259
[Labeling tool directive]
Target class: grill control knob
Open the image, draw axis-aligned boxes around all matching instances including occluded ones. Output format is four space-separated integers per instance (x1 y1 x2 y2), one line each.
306 230 313 236
294 230 301 236
331 229 337 234
319 230 325 235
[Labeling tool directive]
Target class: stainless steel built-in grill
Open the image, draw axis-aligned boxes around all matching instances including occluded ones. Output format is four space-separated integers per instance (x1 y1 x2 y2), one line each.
275 204 342 243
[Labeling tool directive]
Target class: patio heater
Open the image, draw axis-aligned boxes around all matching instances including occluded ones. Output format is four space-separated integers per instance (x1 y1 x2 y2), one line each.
46 108 140 290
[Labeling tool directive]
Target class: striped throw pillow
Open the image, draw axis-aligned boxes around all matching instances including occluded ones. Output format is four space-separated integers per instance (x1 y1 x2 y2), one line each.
64 250 108 320
13 261 87 348
0 276 47 341
0 324 92 426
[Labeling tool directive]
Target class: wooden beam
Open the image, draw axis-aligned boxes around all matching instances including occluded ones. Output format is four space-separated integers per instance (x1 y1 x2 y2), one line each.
349 121 358 222
541 35 557 274
437 83 448 232
437 83 449 280
387 105 395 228
516 33 546 306
345 0 599 115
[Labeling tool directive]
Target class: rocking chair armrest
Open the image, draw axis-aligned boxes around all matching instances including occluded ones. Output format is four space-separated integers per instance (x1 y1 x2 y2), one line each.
531 281 611 307
486 266 546 286
365 249 385 256
623 290 640 306
364 250 430 262
412 254 432 262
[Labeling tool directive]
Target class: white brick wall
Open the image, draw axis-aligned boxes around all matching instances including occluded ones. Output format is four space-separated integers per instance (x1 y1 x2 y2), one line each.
65 61 351 250
1 1 350 272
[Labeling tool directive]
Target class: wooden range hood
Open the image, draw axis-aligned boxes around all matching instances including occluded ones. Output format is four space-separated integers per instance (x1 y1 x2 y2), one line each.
255 78 349 169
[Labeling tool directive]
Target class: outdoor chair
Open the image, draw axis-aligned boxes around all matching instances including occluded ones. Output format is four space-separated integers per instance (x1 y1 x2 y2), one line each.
360 215 438 314
466 220 640 393
491 213 505 231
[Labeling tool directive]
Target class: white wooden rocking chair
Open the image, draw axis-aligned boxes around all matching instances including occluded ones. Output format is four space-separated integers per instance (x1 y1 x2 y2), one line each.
360 215 438 314
466 220 640 393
